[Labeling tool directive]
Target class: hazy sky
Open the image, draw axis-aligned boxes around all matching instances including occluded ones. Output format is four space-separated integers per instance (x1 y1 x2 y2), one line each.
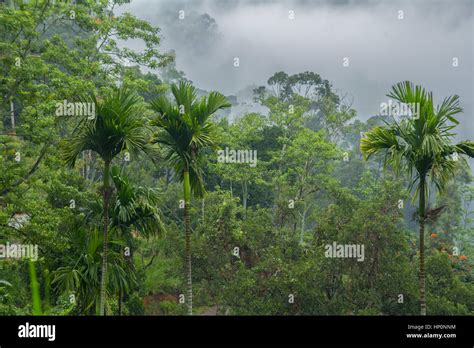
116 0 473 140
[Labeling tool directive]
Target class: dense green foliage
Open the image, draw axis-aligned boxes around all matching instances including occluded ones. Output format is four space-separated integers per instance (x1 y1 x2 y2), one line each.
0 0 473 316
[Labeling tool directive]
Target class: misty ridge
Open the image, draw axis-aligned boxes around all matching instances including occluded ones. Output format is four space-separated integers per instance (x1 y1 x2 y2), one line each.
118 0 472 139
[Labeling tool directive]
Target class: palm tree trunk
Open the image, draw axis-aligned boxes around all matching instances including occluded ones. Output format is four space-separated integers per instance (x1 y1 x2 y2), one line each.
183 170 192 315
419 176 427 316
99 161 111 316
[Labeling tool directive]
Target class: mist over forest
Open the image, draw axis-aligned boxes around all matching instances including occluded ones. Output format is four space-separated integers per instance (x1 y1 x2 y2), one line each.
118 0 473 135
0 0 474 320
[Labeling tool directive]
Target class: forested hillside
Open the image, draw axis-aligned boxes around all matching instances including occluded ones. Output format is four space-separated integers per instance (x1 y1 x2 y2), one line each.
1 0 473 316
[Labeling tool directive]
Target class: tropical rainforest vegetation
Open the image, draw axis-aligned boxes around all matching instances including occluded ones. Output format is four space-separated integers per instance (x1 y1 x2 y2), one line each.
1 0 473 316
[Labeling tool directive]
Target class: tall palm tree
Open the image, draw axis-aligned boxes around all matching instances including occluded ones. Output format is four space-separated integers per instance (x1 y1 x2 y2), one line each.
54 167 164 315
150 81 230 314
62 88 153 315
360 81 474 315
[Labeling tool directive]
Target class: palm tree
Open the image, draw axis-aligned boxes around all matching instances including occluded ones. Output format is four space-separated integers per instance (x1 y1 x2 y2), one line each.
62 88 153 315
150 81 230 314
54 167 164 315
360 81 474 315
52 227 131 315
109 166 165 314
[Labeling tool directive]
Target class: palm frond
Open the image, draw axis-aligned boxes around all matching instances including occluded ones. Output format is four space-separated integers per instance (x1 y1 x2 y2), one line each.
362 81 471 200
150 82 230 196
111 166 165 238
360 125 400 160
61 88 152 167
455 141 474 158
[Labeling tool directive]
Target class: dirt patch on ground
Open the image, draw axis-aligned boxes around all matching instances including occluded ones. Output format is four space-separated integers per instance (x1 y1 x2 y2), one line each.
143 293 177 315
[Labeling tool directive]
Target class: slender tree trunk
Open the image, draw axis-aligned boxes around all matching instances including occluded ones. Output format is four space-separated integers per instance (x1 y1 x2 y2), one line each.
242 181 248 219
419 176 427 316
183 170 192 315
273 144 286 227
86 150 91 180
81 152 85 178
299 202 307 244
99 161 111 316
89 152 97 183
10 99 16 135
